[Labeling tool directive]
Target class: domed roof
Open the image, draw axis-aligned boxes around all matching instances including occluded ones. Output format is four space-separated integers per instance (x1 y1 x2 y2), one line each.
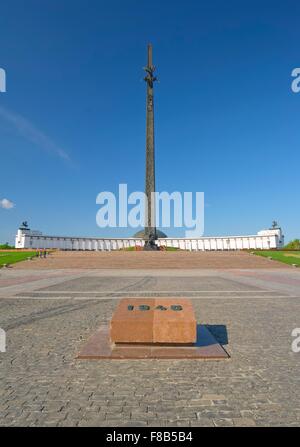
133 229 168 238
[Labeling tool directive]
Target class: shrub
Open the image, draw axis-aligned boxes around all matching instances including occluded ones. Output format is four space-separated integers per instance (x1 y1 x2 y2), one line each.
0 243 14 249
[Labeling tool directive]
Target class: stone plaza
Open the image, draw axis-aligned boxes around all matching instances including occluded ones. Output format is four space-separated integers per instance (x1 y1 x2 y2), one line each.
0 251 300 427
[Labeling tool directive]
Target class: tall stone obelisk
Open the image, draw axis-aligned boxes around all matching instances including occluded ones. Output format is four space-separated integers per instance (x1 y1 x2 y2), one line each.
143 43 158 249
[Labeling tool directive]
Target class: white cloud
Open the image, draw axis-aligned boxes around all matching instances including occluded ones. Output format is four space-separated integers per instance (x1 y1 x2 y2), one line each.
0 106 71 162
0 198 15 209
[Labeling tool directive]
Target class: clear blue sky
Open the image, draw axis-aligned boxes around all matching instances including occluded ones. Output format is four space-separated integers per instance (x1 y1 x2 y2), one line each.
0 0 299 244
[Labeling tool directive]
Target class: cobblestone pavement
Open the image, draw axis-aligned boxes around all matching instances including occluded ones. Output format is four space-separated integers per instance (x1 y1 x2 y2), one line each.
0 266 300 427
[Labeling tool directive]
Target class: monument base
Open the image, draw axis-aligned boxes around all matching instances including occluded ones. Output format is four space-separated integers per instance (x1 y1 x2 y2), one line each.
143 243 160 251
76 324 229 360
143 240 160 251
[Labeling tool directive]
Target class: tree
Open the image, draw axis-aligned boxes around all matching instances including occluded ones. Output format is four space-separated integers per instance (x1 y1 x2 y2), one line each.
284 239 300 250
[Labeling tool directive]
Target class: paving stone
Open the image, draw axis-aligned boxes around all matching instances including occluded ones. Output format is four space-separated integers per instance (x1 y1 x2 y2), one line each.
233 418 256 426
213 418 234 427
202 394 226 400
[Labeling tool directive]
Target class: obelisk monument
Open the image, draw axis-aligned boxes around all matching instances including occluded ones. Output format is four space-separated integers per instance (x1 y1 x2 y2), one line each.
143 43 158 250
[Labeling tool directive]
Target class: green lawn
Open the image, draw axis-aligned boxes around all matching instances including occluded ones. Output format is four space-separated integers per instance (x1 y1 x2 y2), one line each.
0 251 38 267
253 250 300 266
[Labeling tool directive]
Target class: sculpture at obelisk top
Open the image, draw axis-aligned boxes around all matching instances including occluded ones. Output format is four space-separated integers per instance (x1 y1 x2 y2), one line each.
143 43 158 250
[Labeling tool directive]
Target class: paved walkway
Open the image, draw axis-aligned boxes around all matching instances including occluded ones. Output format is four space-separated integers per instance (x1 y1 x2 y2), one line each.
0 255 299 426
